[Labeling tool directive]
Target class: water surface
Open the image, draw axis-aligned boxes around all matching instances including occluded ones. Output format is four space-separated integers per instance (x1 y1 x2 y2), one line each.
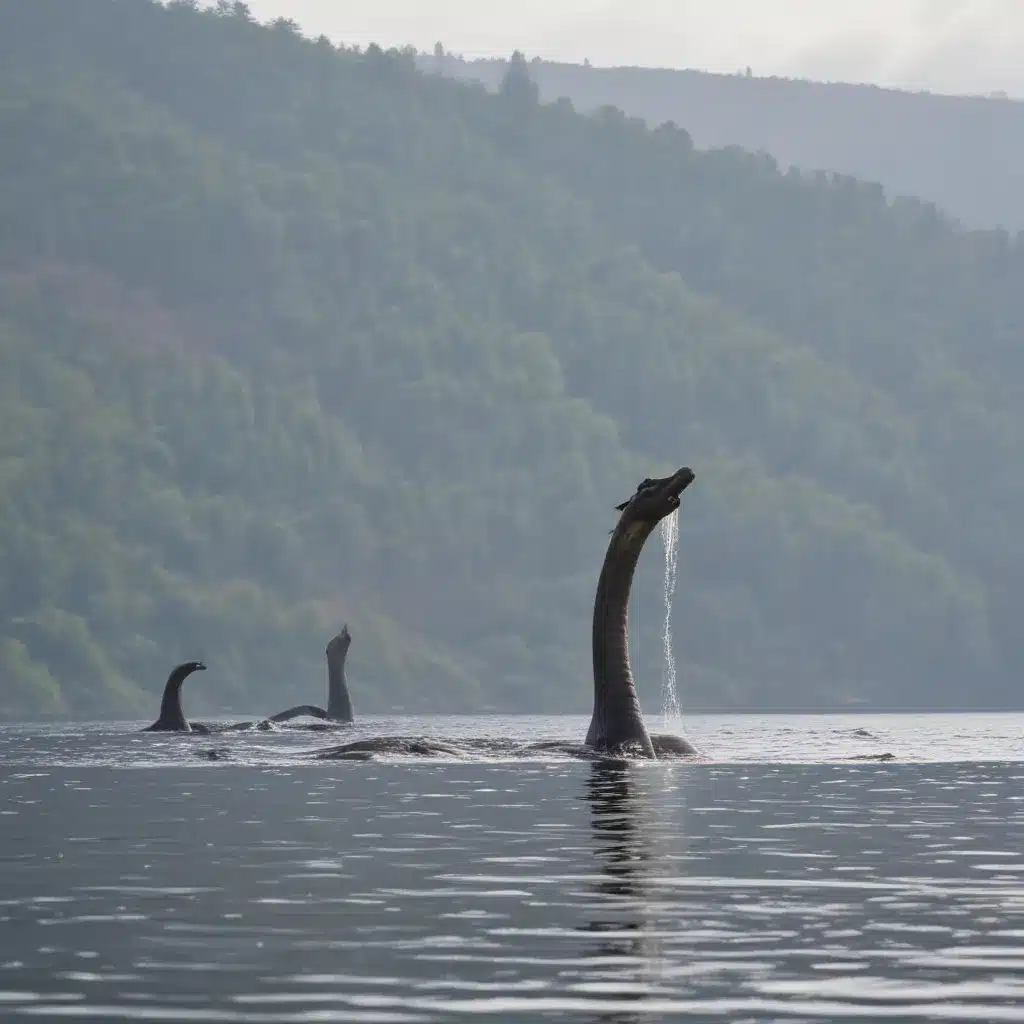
0 714 1022 1021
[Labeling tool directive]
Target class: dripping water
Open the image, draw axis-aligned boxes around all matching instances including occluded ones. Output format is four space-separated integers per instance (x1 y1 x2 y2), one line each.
660 508 681 727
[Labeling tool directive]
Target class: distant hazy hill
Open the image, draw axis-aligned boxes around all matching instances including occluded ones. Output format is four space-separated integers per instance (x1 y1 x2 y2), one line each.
428 53 1024 232
0 2 1022 719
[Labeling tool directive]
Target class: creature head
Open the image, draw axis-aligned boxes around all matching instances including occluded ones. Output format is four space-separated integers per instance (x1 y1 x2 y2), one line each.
326 624 351 659
614 467 695 524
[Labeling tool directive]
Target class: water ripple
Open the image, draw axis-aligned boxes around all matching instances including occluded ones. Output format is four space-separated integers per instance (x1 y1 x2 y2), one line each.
0 721 1022 1020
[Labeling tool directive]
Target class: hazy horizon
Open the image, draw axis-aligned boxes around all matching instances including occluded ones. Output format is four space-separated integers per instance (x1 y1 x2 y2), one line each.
243 0 1024 99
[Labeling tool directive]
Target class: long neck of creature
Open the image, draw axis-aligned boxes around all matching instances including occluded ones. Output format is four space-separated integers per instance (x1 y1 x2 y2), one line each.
590 516 657 752
158 665 191 728
327 645 353 722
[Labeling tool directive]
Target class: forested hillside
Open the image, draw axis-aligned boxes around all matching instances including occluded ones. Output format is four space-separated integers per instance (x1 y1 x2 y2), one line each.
0 0 1020 719
431 53 1024 231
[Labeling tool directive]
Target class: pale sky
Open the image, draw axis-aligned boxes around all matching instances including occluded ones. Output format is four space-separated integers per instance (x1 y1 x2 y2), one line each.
243 0 1024 97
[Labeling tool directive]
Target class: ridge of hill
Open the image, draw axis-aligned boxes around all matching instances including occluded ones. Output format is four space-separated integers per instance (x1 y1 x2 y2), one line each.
429 52 1024 231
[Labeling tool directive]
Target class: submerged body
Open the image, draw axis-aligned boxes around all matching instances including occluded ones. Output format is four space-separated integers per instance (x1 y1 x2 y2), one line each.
588 469 700 759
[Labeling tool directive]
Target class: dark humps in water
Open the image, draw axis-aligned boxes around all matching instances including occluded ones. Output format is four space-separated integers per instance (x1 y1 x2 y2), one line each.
143 625 355 734
157 469 704 762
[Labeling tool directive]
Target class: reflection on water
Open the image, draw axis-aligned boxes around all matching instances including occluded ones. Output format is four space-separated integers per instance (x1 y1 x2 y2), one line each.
582 762 654 1024
0 719 1022 1021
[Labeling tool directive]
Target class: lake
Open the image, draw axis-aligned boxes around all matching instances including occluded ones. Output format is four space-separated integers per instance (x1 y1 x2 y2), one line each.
1 713 1022 1021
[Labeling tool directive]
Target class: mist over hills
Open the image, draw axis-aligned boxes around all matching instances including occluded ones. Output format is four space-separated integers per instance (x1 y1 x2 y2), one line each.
429 52 1024 231
0 0 1021 719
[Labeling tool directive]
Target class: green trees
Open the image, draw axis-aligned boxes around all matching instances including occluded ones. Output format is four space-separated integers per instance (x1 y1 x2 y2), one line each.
0 0 1019 717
